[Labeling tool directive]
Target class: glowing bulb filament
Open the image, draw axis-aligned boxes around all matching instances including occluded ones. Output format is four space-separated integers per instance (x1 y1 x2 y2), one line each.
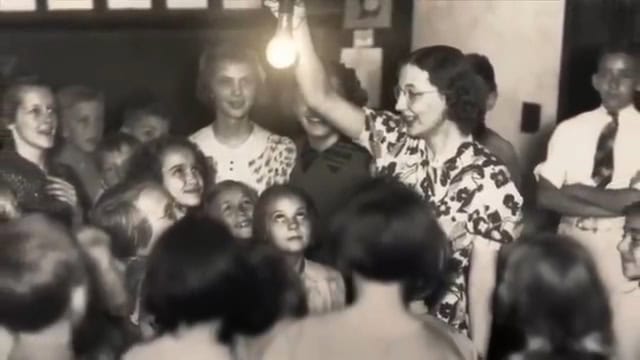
266 30 297 69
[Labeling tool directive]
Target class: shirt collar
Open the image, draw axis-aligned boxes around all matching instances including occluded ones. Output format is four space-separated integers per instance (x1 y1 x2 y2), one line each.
299 137 352 172
428 134 474 167
599 104 639 121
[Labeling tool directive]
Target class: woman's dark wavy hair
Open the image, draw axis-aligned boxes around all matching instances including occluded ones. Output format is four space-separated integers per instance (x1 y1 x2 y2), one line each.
125 135 214 198
142 214 306 343
466 53 496 138
325 60 369 107
402 45 489 135
490 234 613 360
328 177 449 304
252 184 318 247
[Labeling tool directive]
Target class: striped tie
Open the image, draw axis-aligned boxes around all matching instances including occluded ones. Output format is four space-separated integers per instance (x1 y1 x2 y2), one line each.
591 112 619 188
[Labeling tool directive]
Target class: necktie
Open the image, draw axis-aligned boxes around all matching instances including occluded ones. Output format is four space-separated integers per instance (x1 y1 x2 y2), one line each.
591 111 619 188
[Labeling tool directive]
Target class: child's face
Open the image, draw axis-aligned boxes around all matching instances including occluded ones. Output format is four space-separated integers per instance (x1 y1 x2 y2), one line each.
125 114 169 143
62 100 104 153
294 93 335 140
207 186 254 240
99 146 134 189
161 147 204 208
266 195 311 254
210 61 258 120
593 53 638 113
619 213 640 280
10 87 57 151
0 189 20 221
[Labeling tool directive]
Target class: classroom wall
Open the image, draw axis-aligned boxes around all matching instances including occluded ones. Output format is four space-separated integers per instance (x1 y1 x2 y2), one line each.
412 0 566 173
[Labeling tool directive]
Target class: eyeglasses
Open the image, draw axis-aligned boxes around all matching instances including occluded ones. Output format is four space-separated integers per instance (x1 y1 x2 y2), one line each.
393 86 438 103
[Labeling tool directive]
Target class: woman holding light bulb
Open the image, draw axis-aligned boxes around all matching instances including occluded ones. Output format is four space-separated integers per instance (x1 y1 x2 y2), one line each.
264 0 523 356
189 44 297 194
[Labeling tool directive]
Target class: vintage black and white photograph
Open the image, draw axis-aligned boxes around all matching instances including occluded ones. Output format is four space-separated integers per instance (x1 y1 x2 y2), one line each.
0 0 638 359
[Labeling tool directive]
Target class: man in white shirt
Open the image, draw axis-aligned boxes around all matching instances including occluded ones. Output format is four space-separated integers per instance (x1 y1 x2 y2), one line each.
190 44 296 194
536 48 640 360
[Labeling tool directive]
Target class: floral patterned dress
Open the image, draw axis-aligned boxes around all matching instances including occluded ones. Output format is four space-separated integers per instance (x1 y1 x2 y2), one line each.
356 108 523 333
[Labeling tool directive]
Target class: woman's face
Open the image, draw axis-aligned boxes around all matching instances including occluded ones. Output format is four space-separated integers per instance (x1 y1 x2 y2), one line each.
161 147 204 207
208 186 254 240
9 86 57 151
209 60 258 120
394 64 447 138
266 195 311 254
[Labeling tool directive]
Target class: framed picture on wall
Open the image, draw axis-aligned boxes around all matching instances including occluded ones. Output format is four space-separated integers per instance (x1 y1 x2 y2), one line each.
343 0 392 29
340 47 383 108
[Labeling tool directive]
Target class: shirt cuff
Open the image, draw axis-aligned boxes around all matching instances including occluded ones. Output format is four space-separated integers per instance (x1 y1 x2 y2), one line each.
533 161 565 189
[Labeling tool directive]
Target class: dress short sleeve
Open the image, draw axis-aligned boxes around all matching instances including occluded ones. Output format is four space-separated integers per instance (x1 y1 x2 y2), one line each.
355 107 409 160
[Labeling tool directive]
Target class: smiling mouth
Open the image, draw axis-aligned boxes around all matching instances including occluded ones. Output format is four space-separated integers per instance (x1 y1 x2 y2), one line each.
306 116 324 124
227 100 246 109
287 235 303 242
37 127 55 136
235 220 251 228
401 112 418 124
183 187 202 194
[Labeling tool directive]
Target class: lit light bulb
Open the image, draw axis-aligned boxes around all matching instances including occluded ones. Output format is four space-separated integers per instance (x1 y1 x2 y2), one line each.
266 0 297 69
266 31 297 69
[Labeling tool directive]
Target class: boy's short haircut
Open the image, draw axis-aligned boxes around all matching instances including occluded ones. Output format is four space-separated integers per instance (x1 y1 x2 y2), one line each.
95 132 141 161
596 45 639 73
0 214 85 332
121 100 171 131
57 85 104 114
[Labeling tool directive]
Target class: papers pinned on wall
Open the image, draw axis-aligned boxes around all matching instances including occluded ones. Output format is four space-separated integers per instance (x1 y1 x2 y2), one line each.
166 0 207 9
107 0 151 9
47 0 93 10
0 0 37 12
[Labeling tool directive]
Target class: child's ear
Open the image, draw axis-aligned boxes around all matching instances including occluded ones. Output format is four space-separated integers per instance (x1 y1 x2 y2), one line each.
592 74 601 92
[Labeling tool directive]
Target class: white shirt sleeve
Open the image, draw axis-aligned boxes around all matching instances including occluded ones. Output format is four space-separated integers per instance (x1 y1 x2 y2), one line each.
534 123 570 189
